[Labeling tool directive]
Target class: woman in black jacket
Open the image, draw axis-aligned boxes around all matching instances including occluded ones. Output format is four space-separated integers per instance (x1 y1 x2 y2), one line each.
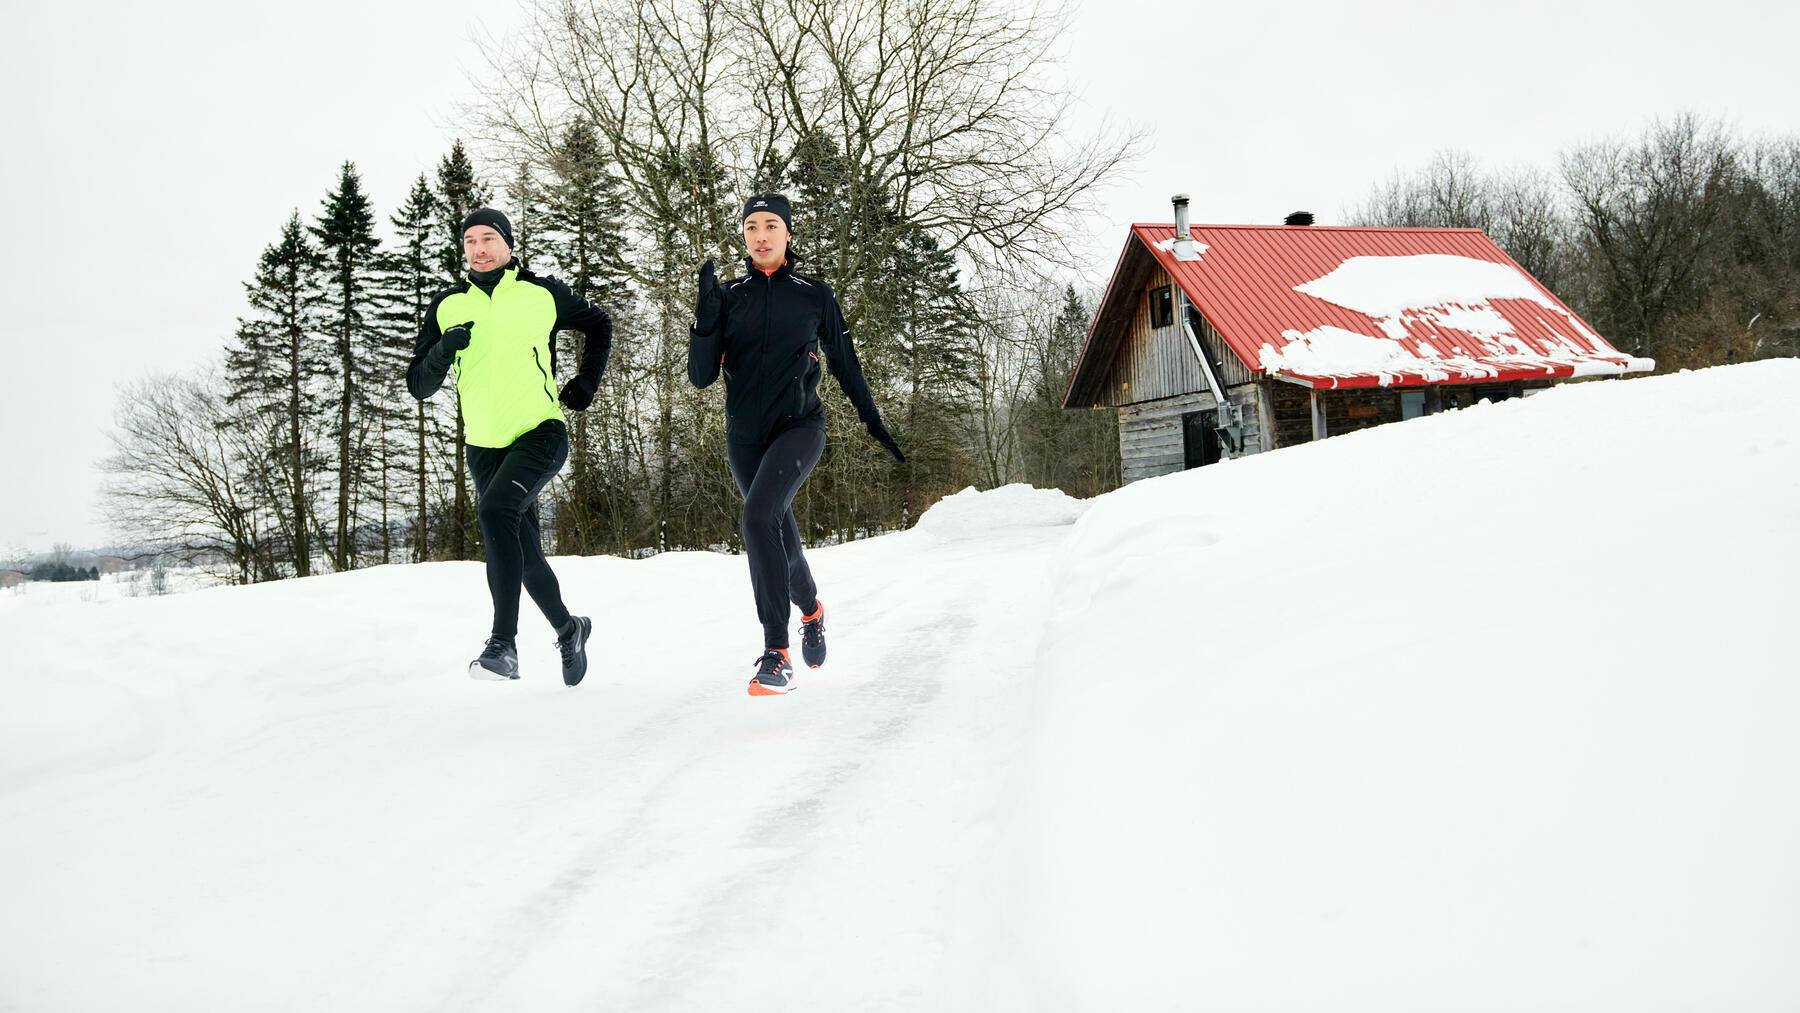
688 193 905 696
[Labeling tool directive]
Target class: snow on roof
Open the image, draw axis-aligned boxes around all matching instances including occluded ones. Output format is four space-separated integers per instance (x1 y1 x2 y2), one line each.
1153 236 1209 262
1295 254 1561 320
1121 225 1654 389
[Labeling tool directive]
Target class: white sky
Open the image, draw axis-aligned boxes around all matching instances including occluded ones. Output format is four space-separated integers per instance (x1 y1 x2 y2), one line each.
2 0 1794 553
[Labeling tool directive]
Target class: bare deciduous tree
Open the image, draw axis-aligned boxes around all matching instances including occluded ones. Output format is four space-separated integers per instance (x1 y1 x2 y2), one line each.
1561 114 1740 358
101 370 278 584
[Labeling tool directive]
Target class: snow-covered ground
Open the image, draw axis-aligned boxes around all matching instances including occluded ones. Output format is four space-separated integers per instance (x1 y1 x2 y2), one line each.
4 362 1797 1012
1 567 222 607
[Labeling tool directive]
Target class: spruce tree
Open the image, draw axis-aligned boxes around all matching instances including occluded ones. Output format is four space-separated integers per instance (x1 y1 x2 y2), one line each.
1021 285 1117 497
224 211 330 577
885 221 977 518
641 140 736 552
537 117 635 554
435 139 490 281
504 159 537 266
434 140 488 560
311 162 384 571
382 175 453 562
538 119 630 307
784 135 960 536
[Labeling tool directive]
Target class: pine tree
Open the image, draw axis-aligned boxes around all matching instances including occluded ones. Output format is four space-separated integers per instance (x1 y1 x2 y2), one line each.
434 140 488 560
784 134 967 536
642 140 737 552
505 159 537 266
1020 285 1117 497
224 211 330 577
435 139 490 282
885 222 978 518
537 117 636 554
537 119 629 306
311 162 383 571
382 175 454 562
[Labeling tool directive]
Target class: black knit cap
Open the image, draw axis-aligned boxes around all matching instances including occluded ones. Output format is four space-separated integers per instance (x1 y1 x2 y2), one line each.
462 208 514 249
741 193 793 232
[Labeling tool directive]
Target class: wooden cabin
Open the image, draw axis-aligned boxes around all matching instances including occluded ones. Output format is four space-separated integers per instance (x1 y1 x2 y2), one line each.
1064 199 1654 483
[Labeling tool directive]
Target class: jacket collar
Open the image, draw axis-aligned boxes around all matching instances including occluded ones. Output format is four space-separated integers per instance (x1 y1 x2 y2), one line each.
468 256 521 292
741 254 795 282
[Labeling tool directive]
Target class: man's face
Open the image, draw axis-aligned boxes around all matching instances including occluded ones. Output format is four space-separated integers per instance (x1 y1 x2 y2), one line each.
743 213 789 269
464 226 510 272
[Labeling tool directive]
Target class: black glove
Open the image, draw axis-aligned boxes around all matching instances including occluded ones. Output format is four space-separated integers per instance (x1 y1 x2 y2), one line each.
440 321 475 353
559 375 597 411
865 417 905 463
695 260 723 333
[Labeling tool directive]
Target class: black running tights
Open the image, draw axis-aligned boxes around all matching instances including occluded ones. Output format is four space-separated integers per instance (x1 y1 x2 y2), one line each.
727 427 826 649
466 420 572 641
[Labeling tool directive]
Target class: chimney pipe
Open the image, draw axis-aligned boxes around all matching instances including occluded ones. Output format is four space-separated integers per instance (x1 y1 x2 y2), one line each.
1173 194 1191 240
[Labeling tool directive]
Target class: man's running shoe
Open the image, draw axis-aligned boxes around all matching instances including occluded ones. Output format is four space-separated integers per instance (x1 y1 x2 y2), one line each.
470 637 519 680
556 615 592 687
799 601 826 669
748 648 795 696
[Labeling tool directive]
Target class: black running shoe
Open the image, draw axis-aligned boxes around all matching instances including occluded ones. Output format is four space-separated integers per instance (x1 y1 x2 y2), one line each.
469 637 519 680
799 601 826 669
557 615 592 687
748 648 795 696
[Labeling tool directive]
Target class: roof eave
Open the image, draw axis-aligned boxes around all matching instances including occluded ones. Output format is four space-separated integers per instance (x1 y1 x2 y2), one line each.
1063 233 1153 409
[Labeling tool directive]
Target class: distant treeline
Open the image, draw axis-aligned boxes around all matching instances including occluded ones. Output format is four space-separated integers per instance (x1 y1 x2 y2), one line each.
1348 114 1800 370
24 563 100 583
101 0 1123 584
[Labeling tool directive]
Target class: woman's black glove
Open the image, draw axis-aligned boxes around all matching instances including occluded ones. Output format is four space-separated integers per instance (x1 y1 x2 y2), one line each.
865 418 905 463
695 260 724 334
559 376 597 411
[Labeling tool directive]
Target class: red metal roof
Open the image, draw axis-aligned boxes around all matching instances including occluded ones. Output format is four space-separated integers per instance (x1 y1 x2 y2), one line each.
1111 224 1650 390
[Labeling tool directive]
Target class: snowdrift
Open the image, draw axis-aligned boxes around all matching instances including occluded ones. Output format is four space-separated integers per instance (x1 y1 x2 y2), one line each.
4 362 1797 1012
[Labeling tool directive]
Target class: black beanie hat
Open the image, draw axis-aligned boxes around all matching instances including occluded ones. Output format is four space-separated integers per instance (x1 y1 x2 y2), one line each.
462 208 514 249
742 193 793 232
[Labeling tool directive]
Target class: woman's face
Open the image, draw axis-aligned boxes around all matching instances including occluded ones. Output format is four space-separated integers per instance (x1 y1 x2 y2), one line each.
743 212 790 270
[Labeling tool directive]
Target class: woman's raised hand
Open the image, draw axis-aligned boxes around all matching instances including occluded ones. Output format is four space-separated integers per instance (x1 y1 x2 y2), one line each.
695 259 723 333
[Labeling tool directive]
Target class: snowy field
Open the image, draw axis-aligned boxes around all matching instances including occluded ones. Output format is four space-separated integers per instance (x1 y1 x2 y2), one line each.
1 567 222 607
3 361 1797 1011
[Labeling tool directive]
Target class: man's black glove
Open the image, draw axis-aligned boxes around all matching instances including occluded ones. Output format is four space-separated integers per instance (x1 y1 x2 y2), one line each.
865 417 905 463
440 321 475 353
559 376 597 411
695 260 723 334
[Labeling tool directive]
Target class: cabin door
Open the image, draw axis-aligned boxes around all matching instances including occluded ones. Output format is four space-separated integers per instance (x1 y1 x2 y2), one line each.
1183 409 1220 469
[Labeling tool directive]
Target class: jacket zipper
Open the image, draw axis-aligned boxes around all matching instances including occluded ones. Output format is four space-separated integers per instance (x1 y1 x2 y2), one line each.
532 347 555 403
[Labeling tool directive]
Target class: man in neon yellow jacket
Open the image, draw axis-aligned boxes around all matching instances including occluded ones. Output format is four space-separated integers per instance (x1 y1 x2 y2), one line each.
407 208 611 685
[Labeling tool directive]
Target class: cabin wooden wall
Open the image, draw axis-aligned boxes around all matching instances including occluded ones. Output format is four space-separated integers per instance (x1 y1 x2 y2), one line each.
1117 383 1265 484
1192 310 1259 389
1265 378 1555 448
1096 266 1207 408
1268 382 1314 449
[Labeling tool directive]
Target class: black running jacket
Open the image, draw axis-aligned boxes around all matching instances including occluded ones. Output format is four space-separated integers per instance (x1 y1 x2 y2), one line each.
687 256 881 447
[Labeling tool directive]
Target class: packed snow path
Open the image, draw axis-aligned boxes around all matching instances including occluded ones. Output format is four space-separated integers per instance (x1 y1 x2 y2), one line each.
5 362 1799 1011
1 488 1081 1012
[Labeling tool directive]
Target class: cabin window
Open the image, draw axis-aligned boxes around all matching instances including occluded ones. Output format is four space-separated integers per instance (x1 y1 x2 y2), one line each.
1400 391 1425 420
1149 285 1174 328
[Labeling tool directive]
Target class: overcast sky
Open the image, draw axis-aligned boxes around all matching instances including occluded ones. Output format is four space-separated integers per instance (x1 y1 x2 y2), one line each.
3 0 1793 554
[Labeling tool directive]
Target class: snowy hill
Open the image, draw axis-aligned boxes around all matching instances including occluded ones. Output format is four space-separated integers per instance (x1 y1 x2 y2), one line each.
4 362 1798 1012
